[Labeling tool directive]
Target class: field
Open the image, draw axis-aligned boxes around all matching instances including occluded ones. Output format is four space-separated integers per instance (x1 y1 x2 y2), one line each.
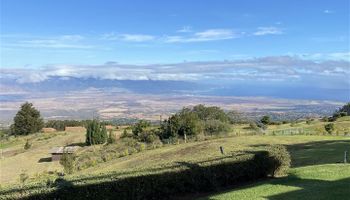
1 117 350 199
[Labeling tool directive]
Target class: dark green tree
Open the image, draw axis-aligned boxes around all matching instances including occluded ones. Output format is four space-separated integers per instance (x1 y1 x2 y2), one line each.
107 130 116 144
260 115 271 125
192 104 230 122
160 114 181 139
324 123 334 134
12 102 44 135
86 120 107 145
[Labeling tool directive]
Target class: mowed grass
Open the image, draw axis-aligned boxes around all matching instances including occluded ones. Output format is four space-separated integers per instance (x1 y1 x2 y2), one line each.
198 128 350 199
199 164 350 200
75 135 350 177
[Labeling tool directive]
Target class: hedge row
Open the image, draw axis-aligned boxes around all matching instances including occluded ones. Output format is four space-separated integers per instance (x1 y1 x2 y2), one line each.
1 146 290 200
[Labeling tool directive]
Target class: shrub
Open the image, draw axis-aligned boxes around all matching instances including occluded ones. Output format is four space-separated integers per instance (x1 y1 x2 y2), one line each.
24 139 32 150
263 145 291 177
135 142 146 152
132 120 151 137
260 115 271 125
324 123 335 134
121 129 129 138
138 130 159 143
107 130 116 144
59 152 75 174
204 119 231 135
19 170 29 185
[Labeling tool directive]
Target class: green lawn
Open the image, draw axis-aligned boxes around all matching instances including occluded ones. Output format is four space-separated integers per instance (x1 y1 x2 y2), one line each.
198 135 350 200
199 164 350 200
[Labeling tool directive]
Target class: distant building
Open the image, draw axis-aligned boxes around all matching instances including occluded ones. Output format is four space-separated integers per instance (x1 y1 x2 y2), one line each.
64 126 86 132
50 146 79 161
41 127 57 133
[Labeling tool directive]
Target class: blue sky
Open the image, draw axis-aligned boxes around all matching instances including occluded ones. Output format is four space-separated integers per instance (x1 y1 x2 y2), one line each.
0 0 349 101
1 0 349 66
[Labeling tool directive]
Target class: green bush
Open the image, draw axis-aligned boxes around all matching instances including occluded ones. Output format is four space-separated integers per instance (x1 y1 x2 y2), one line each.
138 130 159 143
132 120 151 137
24 139 32 150
260 115 270 125
264 145 291 177
59 152 75 174
107 130 116 144
324 123 335 134
204 119 231 135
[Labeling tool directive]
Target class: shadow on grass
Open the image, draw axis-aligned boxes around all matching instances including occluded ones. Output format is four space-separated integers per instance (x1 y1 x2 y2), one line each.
201 173 350 200
266 176 350 200
200 139 350 200
38 157 51 163
250 139 350 167
286 140 350 167
2 154 270 200
66 142 86 147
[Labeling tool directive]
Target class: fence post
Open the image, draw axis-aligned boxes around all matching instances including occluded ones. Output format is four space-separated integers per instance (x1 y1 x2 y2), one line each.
220 146 224 155
345 151 348 164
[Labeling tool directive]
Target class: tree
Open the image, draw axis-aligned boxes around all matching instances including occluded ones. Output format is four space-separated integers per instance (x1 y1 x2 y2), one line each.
107 130 116 144
132 120 151 137
192 104 230 122
12 102 44 135
324 123 334 134
86 120 107 145
260 115 271 125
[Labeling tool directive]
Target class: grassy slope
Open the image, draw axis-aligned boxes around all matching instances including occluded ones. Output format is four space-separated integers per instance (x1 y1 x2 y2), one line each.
0 131 86 184
266 117 350 135
75 135 349 177
1 117 349 193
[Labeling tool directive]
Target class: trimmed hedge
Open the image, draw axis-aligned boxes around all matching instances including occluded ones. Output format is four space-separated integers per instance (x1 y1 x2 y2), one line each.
1 146 290 200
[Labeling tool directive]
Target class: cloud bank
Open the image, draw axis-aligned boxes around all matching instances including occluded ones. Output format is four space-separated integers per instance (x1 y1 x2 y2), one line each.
1 56 348 85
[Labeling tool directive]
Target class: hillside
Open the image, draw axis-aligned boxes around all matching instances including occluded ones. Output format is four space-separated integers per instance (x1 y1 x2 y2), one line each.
1 117 350 199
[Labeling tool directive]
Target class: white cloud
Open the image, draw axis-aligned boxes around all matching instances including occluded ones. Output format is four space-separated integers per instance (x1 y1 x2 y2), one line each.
101 33 155 42
253 27 283 36
177 26 192 33
298 52 350 62
3 56 348 84
165 29 238 43
119 34 155 42
16 39 93 49
7 34 92 49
